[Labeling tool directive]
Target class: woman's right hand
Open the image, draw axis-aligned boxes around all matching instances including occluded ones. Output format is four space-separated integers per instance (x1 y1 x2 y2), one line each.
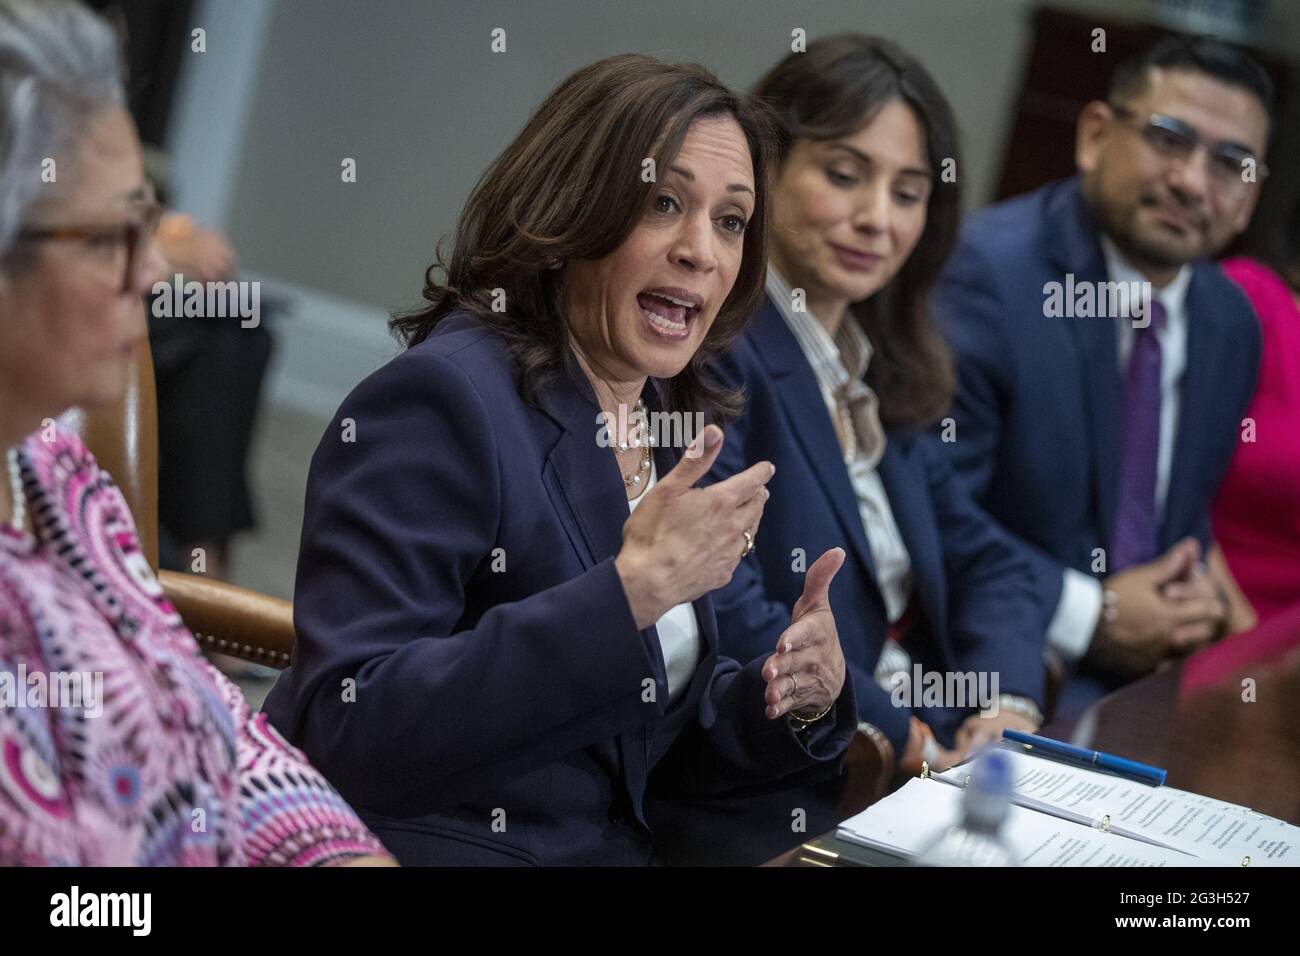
615 425 773 629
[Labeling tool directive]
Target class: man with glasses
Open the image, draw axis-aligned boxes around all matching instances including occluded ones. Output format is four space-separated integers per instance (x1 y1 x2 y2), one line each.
931 36 1270 720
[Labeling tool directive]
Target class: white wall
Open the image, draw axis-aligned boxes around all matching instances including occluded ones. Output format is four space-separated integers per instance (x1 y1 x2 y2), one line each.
167 0 1292 418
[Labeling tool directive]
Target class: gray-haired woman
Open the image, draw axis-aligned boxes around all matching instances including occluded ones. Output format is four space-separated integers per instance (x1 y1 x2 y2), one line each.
0 0 392 865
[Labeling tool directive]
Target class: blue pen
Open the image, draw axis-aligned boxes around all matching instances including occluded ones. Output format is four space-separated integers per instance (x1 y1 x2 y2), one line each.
1000 729 1167 786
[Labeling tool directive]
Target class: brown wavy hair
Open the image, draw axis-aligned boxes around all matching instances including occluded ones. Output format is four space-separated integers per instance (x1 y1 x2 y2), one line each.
391 53 779 423
753 34 960 427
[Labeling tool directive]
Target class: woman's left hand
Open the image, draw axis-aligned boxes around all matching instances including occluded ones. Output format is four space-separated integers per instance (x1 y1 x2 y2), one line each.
761 548 848 720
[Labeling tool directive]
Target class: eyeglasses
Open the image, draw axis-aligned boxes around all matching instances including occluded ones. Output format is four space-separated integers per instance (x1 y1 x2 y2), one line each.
1108 104 1267 191
15 200 165 293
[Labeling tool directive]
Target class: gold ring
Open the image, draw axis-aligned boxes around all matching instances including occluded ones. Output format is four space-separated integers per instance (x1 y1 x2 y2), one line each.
789 673 798 697
740 529 755 557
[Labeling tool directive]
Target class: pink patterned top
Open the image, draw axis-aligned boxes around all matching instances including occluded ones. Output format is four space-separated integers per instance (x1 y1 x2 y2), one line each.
0 426 391 866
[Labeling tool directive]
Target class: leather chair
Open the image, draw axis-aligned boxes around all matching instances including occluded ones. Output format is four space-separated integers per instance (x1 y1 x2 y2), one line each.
65 337 294 669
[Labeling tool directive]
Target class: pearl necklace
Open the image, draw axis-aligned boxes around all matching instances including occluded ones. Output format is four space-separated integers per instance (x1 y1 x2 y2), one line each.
5 448 25 533
617 398 651 488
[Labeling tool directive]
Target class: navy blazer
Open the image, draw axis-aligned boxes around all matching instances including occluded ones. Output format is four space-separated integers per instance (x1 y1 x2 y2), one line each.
262 311 856 866
930 177 1261 704
702 296 1046 754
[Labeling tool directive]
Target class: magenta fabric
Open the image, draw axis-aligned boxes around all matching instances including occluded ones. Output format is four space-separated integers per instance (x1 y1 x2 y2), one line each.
1213 257 1300 625
0 425 390 865
1180 601 1300 699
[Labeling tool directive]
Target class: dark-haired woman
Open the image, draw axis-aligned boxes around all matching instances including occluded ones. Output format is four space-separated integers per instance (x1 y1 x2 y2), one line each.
649 36 1047 863
263 54 857 866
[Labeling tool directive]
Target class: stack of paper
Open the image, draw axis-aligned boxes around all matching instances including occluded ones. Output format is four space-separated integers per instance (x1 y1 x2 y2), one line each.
935 745 1296 866
837 777 1188 866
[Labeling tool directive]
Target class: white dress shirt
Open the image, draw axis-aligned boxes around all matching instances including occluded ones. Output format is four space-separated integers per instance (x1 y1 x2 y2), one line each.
628 462 704 702
1047 236 1193 661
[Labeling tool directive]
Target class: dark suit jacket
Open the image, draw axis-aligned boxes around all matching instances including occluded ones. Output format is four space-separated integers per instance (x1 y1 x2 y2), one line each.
262 311 856 866
644 295 1045 864
930 177 1261 708
705 296 1046 752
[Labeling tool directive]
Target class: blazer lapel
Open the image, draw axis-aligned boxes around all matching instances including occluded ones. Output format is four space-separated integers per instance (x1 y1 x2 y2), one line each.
875 437 950 661
536 367 632 572
1049 179 1123 552
535 365 654 823
750 298 884 609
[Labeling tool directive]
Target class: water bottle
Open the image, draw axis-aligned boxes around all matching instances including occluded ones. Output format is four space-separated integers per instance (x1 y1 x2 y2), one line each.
914 749 1019 866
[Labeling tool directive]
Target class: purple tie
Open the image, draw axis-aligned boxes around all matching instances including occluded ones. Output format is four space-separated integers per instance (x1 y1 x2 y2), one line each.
1110 300 1166 572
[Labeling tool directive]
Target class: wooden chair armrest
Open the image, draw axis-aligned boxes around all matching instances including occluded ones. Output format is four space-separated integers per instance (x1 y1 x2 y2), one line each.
837 726 895 820
158 569 294 669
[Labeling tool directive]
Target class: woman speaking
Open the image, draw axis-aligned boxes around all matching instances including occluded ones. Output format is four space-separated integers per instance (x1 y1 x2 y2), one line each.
264 54 856 866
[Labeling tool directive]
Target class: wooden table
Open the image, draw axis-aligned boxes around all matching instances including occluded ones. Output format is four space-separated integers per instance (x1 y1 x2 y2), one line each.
768 644 1300 865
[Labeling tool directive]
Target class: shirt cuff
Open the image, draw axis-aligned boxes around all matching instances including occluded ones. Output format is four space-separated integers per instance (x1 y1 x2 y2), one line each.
1047 568 1103 663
